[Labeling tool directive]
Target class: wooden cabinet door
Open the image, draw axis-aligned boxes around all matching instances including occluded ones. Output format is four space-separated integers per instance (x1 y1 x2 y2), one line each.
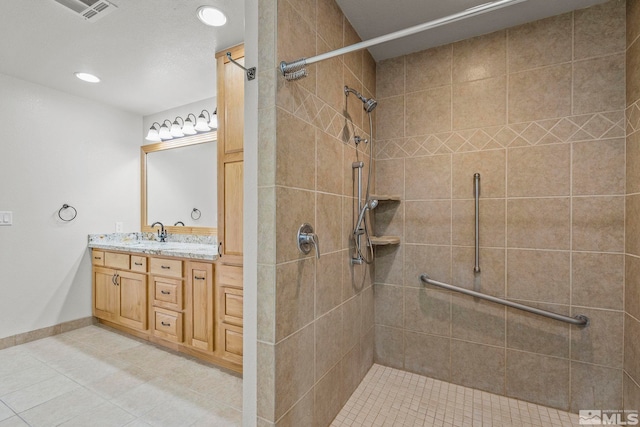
93 267 119 322
117 270 147 331
223 161 243 257
186 262 214 351
215 264 243 364
216 44 244 265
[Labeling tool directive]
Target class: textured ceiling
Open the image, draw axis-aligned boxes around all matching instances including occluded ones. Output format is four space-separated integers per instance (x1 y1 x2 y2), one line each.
0 0 610 116
0 0 244 116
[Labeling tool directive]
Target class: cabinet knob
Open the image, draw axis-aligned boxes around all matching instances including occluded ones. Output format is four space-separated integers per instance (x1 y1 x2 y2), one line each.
134 262 143 266
161 321 171 327
195 276 206 281
161 265 171 270
161 290 171 295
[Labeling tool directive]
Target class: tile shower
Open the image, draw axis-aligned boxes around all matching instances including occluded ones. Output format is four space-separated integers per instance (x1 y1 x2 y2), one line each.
257 0 640 425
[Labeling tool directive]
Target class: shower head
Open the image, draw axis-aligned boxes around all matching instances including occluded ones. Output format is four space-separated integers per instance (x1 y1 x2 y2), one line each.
344 86 378 113
354 199 379 234
363 98 378 113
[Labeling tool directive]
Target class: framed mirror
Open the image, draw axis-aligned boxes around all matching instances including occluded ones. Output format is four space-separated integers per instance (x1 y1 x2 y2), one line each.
141 132 217 236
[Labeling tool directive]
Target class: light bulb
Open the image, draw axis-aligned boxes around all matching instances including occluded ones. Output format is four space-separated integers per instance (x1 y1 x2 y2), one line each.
158 123 173 140
209 112 218 130
145 127 161 142
182 117 197 135
170 119 184 137
195 113 211 132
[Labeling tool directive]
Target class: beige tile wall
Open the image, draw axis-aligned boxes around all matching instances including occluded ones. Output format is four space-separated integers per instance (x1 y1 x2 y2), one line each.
257 0 376 425
374 0 627 413
626 0 640 415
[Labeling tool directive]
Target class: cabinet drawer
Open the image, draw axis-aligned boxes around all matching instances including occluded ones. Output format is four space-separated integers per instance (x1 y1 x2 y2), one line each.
153 276 183 311
104 252 129 270
153 307 183 343
219 323 243 365
216 264 242 288
92 250 105 266
221 287 243 326
150 258 183 278
131 256 147 272
225 328 243 356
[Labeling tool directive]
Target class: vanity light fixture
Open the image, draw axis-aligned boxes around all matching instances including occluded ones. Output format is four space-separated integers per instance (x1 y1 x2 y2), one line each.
209 109 218 130
170 117 185 137
145 109 217 142
74 72 100 83
182 114 198 135
195 110 212 132
145 122 162 142
196 6 227 27
158 120 173 140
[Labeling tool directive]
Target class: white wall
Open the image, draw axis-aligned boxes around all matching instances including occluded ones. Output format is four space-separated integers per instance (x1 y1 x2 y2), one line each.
0 73 141 339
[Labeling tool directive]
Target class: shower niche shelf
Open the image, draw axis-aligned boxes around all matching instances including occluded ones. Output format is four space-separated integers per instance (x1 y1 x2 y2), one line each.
370 194 401 202
370 236 401 246
368 194 400 246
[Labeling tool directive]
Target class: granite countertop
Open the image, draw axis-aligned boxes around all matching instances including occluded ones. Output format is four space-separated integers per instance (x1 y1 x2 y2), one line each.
88 233 218 261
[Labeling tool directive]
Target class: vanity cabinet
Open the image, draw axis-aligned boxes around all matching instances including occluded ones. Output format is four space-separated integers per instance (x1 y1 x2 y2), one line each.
91 248 242 373
150 257 184 343
92 250 147 331
185 262 214 352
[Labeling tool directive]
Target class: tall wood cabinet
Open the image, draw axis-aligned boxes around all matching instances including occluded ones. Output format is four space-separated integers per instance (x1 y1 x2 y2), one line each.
216 44 244 266
214 44 245 366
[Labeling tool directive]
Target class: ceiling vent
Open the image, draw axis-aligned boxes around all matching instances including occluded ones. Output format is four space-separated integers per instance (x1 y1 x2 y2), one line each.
52 0 117 22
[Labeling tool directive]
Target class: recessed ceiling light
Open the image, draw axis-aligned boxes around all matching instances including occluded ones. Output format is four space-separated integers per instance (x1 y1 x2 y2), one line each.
75 72 100 83
197 6 227 26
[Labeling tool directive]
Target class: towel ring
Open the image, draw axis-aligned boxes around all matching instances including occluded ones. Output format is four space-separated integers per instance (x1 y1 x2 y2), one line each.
58 204 77 222
191 208 201 220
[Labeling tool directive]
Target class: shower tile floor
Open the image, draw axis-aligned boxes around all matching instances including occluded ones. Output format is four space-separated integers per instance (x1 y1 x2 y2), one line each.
331 364 591 427
0 325 241 426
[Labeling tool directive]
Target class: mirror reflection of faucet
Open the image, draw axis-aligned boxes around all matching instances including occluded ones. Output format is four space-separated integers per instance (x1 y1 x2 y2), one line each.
174 221 185 226
151 221 167 242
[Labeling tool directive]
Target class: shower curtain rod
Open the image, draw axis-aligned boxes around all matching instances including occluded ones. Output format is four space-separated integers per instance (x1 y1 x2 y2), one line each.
280 0 528 80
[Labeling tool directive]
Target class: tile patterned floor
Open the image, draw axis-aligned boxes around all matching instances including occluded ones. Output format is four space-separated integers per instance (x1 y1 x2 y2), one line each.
331 364 589 427
0 325 241 427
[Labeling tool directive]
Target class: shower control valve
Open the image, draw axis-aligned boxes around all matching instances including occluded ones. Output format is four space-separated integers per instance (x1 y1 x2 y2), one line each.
297 223 321 259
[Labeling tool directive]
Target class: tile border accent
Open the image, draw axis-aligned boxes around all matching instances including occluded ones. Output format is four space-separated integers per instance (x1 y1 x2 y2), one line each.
376 111 625 159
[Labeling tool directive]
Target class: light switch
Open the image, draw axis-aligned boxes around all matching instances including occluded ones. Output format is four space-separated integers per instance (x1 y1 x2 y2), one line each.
0 211 12 226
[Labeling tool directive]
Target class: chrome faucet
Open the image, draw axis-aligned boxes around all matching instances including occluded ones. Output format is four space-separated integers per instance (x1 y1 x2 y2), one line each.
151 222 167 242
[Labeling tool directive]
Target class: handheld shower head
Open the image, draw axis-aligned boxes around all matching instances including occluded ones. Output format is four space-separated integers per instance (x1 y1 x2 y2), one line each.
344 86 378 112
354 199 379 234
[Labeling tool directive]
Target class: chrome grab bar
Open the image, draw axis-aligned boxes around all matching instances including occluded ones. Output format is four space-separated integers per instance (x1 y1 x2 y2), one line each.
473 173 480 273
419 274 589 327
